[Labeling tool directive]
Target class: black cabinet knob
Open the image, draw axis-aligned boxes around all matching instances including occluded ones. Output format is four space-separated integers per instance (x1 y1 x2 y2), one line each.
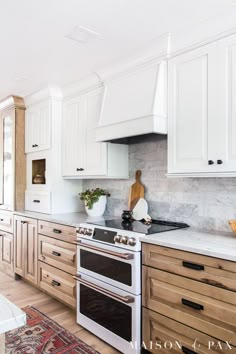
217 159 223 165
76 168 84 171
208 160 214 165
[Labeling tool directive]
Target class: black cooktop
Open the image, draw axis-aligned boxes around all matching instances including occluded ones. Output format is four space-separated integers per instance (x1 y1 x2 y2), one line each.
91 219 189 235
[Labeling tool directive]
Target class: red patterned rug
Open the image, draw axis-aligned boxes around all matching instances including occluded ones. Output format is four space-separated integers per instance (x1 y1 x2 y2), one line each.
5 306 100 354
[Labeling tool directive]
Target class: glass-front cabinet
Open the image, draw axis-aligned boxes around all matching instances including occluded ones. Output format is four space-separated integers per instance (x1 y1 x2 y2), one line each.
0 97 26 211
0 110 14 209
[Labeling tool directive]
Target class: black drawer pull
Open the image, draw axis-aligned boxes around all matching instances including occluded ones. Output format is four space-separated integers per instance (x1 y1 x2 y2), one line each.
182 298 204 311
76 168 85 171
33 200 40 203
52 251 61 257
53 228 62 234
51 280 60 286
0 218 4 222
182 346 198 354
182 261 204 271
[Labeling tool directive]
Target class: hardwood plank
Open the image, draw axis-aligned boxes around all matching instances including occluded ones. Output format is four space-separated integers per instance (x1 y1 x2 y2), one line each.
0 271 120 354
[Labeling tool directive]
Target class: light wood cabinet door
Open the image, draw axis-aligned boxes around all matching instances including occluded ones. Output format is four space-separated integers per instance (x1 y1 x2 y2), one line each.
25 101 51 153
24 217 37 285
14 215 38 285
0 231 14 276
14 215 25 277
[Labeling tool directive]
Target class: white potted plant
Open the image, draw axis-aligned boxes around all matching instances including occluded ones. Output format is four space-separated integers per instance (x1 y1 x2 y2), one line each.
79 188 110 217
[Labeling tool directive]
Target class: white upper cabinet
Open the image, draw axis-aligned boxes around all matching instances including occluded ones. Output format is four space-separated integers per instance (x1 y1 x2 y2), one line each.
25 100 51 153
62 87 128 179
168 36 236 177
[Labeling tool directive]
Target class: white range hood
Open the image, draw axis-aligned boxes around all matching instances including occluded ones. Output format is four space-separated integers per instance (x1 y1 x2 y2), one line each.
96 60 167 142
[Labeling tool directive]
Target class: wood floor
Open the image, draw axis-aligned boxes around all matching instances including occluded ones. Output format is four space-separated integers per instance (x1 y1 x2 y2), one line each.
0 271 120 354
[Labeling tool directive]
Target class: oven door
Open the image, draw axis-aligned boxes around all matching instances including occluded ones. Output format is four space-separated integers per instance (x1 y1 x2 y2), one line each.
75 273 141 354
77 238 140 295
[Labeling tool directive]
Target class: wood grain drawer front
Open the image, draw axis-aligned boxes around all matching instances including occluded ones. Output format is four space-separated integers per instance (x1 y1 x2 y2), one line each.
143 308 236 354
143 266 236 345
0 211 13 233
38 235 76 274
142 243 236 292
38 262 76 308
38 220 76 243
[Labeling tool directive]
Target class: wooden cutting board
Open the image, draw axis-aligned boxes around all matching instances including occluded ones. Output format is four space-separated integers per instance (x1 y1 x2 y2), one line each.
128 170 145 210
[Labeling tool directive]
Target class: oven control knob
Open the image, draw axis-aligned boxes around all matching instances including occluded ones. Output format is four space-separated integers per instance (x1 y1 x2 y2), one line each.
114 235 121 243
78 227 84 234
85 228 93 236
121 236 129 245
128 237 136 247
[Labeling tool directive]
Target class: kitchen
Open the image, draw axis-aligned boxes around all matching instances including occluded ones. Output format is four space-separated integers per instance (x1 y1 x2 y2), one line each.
1 1 236 353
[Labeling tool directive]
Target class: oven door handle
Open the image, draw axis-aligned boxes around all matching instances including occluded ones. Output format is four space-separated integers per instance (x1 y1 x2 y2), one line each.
74 240 134 260
73 274 135 304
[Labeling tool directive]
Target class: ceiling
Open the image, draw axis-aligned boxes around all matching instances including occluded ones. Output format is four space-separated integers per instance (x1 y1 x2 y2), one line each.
1 0 236 99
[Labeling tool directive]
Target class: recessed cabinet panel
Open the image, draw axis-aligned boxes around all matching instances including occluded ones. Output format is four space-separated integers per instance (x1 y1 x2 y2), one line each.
62 96 85 176
85 89 107 176
0 231 13 276
168 47 211 174
25 101 51 153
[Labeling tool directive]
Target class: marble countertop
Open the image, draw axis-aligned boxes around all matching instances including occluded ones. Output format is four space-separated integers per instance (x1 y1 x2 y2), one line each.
0 295 26 334
14 210 115 228
140 228 236 262
14 210 236 261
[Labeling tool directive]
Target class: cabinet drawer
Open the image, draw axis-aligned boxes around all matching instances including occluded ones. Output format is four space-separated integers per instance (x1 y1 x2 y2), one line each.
143 266 236 345
38 220 76 243
25 191 51 214
38 234 76 274
0 211 13 233
142 243 236 292
38 261 76 308
143 308 236 354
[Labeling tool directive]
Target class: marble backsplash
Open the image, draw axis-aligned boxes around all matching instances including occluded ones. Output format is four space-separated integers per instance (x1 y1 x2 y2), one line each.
83 135 236 232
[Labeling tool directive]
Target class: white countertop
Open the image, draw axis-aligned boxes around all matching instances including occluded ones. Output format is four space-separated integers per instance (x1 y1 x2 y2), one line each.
0 295 26 334
14 210 115 228
140 228 236 262
14 211 236 262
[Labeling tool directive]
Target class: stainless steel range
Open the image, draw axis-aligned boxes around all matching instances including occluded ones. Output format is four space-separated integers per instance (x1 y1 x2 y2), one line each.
75 219 188 354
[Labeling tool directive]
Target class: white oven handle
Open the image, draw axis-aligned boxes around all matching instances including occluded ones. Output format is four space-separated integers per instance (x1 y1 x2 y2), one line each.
73 274 135 304
74 240 134 260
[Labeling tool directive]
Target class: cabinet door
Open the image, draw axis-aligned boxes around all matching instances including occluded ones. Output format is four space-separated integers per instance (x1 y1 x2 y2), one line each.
84 88 107 176
0 110 15 209
14 215 25 276
168 43 222 174
24 217 38 285
14 215 38 284
216 33 236 172
25 101 51 153
0 231 14 276
61 95 86 176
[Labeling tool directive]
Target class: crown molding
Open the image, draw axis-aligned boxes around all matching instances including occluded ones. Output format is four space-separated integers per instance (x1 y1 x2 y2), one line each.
0 95 25 111
24 86 62 107
62 73 103 99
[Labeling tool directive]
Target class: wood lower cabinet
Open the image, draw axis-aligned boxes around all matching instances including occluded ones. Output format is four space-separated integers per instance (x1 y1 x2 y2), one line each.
38 261 76 308
38 234 76 275
142 243 236 353
14 215 37 285
0 231 14 276
13 215 77 309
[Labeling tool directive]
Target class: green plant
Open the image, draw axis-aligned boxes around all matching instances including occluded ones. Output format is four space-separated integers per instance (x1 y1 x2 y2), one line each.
79 188 110 209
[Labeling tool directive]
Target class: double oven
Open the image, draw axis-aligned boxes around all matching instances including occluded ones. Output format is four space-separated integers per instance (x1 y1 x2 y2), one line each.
75 223 142 354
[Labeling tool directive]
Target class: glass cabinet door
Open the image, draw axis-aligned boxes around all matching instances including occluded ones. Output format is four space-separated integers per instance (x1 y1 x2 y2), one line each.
0 111 14 209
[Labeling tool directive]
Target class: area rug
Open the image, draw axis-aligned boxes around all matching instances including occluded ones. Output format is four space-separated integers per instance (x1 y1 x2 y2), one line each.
5 306 100 354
